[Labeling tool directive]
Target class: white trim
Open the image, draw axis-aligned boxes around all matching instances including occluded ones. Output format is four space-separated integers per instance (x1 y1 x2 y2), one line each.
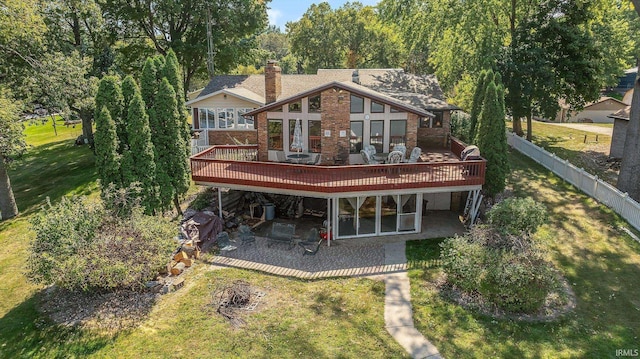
186 89 264 106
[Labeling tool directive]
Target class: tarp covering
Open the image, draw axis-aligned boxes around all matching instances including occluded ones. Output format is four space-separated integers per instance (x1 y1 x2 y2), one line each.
180 211 224 245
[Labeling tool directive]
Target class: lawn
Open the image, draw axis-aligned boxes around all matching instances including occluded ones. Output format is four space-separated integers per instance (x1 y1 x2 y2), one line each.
0 119 407 358
408 149 640 358
507 121 617 184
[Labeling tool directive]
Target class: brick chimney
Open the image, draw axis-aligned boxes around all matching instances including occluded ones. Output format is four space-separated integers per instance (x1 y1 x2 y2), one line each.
265 60 281 104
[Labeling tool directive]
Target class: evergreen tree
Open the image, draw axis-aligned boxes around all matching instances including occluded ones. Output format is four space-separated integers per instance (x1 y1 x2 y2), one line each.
469 70 489 141
475 80 509 197
94 106 121 194
119 75 137 153
140 58 158 112
164 49 192 158
95 76 124 154
122 88 159 213
153 78 189 214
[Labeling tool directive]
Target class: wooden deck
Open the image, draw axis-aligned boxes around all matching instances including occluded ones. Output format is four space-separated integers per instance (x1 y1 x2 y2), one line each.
190 141 486 194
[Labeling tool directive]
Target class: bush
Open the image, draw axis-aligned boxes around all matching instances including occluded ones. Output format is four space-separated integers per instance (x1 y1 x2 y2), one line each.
482 249 556 313
440 236 488 293
487 197 548 235
190 187 216 211
28 197 175 292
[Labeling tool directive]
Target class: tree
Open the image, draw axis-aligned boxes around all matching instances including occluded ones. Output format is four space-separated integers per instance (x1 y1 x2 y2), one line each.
102 0 269 90
163 49 191 158
0 90 25 220
469 70 489 141
152 78 189 215
94 75 123 150
474 80 508 197
121 87 158 213
287 2 405 73
616 1 640 200
93 106 121 193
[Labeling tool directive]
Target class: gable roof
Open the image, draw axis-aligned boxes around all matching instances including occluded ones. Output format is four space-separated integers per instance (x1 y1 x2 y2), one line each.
559 96 628 110
190 69 457 111
244 81 434 118
608 106 630 121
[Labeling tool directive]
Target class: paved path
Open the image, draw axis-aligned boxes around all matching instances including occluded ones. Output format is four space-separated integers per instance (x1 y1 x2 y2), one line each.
384 242 442 359
210 239 443 358
544 123 613 136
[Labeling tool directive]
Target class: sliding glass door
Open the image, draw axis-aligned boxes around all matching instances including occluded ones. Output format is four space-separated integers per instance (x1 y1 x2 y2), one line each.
336 194 419 238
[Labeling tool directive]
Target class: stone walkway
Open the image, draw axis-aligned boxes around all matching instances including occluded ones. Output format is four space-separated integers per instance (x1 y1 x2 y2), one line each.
210 237 443 358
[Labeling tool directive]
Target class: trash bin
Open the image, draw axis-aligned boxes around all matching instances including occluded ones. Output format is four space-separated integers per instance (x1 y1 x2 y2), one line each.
264 203 275 221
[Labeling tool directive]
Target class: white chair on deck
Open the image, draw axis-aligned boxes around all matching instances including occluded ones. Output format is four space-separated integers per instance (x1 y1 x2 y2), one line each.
387 150 404 164
406 147 422 163
306 153 322 165
275 151 291 163
393 145 407 162
360 150 380 165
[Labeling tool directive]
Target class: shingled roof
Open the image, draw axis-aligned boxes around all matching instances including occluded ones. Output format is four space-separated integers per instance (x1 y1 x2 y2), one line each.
191 69 457 111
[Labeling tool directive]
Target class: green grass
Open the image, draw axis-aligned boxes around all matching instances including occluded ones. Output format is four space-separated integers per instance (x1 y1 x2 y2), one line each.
508 121 617 184
23 116 85 147
0 120 407 358
407 149 640 358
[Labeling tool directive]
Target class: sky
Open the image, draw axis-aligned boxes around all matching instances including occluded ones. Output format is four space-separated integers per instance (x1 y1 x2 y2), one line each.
267 0 380 30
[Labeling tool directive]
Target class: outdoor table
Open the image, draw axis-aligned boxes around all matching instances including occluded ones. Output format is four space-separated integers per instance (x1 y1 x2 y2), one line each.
373 152 389 163
287 153 310 163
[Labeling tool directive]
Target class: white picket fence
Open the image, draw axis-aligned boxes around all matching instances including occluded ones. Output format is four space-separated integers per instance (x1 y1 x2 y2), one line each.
507 132 640 232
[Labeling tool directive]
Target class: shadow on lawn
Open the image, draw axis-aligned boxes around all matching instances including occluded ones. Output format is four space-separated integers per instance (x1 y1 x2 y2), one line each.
0 291 112 358
9 140 97 215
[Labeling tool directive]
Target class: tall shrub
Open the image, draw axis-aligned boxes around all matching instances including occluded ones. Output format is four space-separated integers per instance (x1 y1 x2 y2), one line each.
122 87 159 214
95 76 124 154
163 49 192 158
474 80 509 197
469 70 489 141
94 106 121 192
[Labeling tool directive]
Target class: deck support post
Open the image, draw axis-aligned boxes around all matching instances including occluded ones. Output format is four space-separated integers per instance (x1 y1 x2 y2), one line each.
326 198 331 247
218 187 223 220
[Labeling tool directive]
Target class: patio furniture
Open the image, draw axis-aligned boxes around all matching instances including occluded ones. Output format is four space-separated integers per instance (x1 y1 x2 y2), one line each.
387 150 404 164
364 145 377 157
267 222 296 249
406 147 422 163
393 145 407 162
298 228 322 256
237 224 255 245
216 231 237 251
373 152 389 163
287 153 310 163
306 153 322 165
360 150 380 165
275 151 292 163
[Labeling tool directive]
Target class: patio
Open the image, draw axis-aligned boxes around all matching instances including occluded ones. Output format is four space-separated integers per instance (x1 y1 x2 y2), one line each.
210 211 465 278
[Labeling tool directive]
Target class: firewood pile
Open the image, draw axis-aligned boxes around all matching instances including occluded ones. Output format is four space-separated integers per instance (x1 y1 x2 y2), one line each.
213 280 265 328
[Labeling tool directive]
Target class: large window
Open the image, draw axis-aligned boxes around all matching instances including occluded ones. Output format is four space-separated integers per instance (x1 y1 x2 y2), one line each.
309 120 321 153
350 121 363 154
350 95 364 113
288 100 302 112
371 101 385 113
308 94 321 113
197 107 254 129
390 120 407 148
268 119 283 150
370 120 384 153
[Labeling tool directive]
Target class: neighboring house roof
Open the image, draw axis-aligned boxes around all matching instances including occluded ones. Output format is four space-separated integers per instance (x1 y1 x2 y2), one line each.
186 87 264 106
608 106 630 121
190 68 457 111
244 81 435 118
559 96 628 110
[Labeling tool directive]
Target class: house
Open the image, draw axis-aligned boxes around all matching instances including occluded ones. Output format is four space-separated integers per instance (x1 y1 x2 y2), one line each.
189 61 484 241
609 106 631 159
555 97 629 123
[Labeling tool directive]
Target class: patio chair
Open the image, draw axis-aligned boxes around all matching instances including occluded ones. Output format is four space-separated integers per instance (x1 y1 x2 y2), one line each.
364 145 376 157
298 228 322 256
406 147 422 163
393 145 407 162
360 150 380 165
275 151 292 163
387 150 404 164
216 231 237 251
237 224 255 245
306 153 322 165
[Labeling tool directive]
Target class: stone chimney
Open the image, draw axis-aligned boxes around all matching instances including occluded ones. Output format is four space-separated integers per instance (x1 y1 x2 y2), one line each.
352 69 360 84
265 60 282 104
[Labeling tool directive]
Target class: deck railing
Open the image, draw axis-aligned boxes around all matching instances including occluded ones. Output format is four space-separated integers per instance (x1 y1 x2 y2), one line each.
191 143 485 193
192 144 258 161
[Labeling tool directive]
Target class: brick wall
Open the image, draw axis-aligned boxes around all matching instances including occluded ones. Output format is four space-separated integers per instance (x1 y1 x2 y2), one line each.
208 130 257 146
417 110 451 149
406 113 418 149
321 88 351 164
256 112 269 161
